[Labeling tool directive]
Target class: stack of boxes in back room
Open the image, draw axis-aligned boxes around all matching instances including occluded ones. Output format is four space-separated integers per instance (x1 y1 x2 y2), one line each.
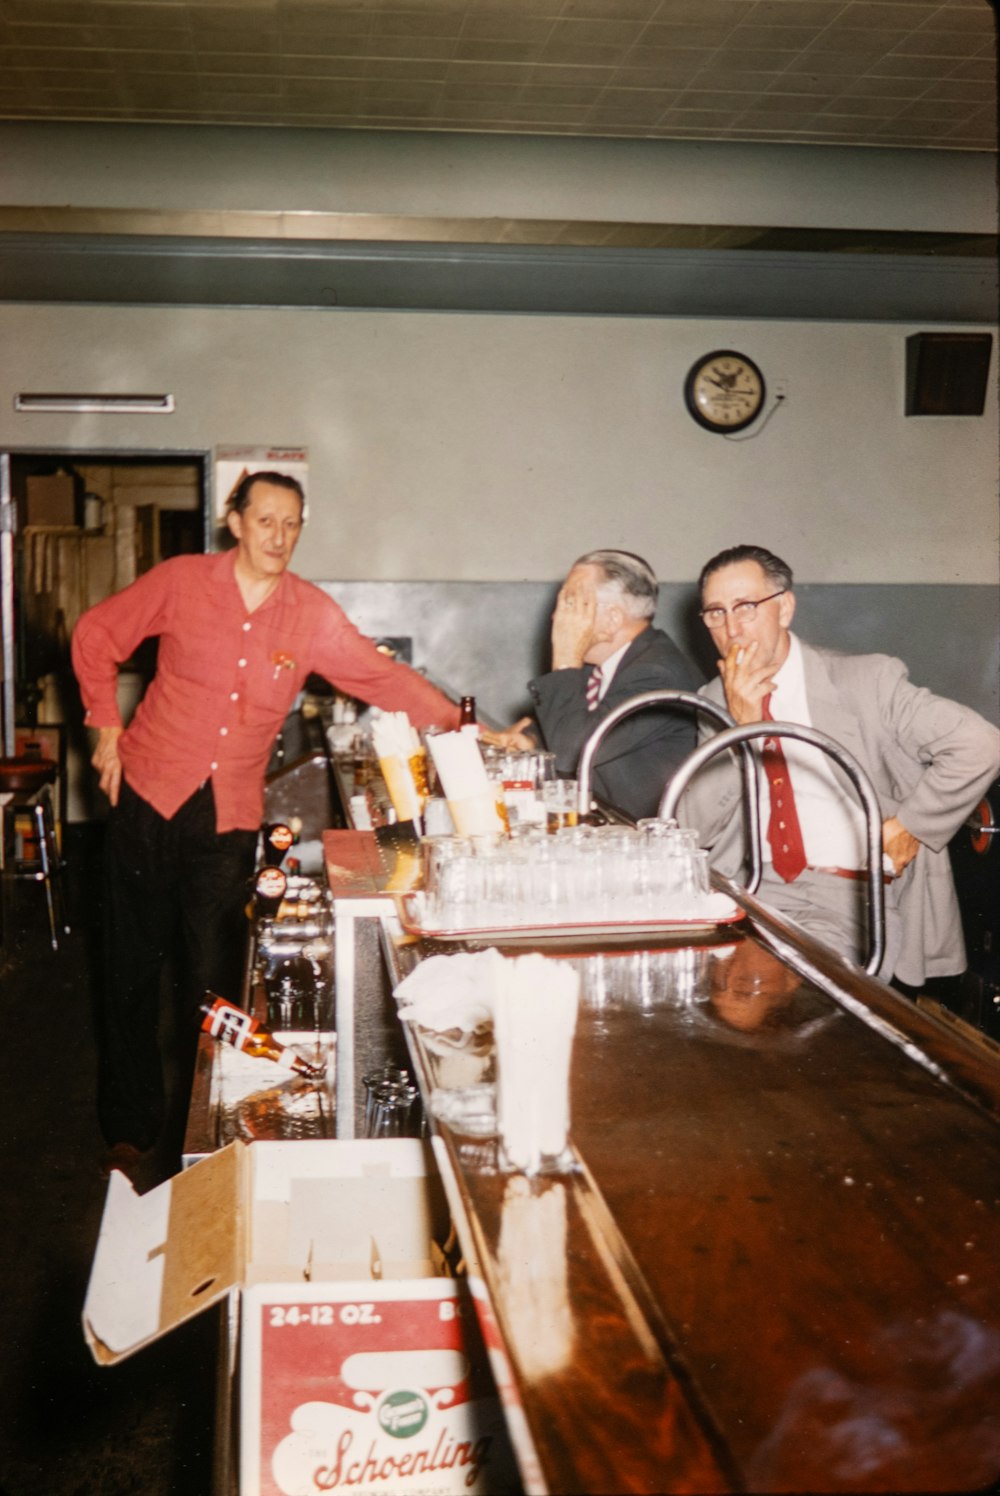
23 471 79 527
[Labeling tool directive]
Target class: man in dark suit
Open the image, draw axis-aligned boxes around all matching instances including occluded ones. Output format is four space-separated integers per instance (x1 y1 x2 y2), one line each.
499 550 703 821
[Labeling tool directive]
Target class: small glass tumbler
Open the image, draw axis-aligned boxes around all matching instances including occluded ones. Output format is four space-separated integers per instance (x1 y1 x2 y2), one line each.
543 778 579 833
363 1063 408 1133
363 1067 419 1138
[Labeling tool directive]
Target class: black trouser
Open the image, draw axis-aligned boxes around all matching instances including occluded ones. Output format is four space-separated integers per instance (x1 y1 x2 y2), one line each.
99 778 257 1151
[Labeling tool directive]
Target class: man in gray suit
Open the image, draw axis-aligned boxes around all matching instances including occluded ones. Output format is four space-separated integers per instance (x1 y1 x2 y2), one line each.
500 550 703 821
682 544 999 986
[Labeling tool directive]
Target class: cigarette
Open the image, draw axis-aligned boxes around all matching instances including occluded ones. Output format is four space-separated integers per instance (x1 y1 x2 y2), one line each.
735 648 745 665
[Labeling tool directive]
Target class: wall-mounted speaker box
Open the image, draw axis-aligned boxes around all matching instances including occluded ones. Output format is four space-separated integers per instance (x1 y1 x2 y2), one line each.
906 332 993 416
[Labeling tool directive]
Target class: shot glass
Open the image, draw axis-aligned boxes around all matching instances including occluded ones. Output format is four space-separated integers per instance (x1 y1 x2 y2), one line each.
362 1063 410 1134
363 1066 419 1138
543 778 579 833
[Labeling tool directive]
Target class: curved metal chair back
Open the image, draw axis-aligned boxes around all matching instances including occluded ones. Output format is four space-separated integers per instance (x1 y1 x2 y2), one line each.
661 720 886 975
575 688 763 894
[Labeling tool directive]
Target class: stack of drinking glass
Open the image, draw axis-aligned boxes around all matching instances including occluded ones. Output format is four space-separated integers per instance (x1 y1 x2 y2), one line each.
416 820 717 931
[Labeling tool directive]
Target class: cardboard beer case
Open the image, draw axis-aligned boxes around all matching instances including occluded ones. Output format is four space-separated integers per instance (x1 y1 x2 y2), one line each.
83 1138 518 1496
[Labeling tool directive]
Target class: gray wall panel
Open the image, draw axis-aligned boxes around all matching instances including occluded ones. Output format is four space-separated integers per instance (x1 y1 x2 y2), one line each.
0 236 994 322
322 580 998 729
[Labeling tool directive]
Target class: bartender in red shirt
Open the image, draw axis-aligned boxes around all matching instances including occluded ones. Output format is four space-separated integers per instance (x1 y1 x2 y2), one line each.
73 471 460 1186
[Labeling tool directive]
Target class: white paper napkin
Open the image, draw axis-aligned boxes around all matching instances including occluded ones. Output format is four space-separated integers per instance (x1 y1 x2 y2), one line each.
394 948 506 1032
494 954 580 1174
426 730 504 835
371 710 422 822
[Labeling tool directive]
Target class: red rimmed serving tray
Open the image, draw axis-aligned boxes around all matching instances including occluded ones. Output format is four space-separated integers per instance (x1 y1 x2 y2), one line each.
397 891 745 945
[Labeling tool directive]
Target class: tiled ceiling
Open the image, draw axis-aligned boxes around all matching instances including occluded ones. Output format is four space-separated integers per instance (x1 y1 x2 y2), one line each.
0 0 995 151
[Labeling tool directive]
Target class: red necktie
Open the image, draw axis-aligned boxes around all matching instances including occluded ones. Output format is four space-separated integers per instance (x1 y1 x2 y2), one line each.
586 665 603 711
761 694 807 882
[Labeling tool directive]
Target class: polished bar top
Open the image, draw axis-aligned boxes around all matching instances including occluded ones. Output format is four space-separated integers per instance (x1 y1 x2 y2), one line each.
390 916 1000 1495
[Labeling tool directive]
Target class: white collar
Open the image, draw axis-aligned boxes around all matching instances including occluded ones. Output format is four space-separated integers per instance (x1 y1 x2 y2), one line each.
594 636 633 697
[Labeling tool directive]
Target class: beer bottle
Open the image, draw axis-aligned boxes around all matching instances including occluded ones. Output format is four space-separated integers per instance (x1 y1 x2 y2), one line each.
199 995 325 1079
459 695 479 738
254 864 287 920
262 822 295 867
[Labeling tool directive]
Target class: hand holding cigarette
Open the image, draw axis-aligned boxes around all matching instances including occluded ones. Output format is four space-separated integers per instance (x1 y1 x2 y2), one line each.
716 639 776 724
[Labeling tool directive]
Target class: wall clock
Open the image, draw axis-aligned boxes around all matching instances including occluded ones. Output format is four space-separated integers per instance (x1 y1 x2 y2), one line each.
684 350 766 434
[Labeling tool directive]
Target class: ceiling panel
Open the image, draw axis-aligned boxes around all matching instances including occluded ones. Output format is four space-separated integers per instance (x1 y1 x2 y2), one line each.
0 0 995 150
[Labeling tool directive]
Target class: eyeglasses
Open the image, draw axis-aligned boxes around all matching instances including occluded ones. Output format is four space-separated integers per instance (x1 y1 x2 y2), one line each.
699 589 786 627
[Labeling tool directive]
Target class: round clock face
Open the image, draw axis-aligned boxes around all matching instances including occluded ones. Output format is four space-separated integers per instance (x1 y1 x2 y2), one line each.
684 350 766 434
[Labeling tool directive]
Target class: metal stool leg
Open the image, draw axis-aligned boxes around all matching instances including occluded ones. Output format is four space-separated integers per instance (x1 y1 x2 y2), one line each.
34 787 69 949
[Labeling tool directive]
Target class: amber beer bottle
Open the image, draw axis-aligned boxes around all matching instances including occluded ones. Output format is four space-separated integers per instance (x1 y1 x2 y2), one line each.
199 995 324 1078
262 821 295 867
254 864 287 920
459 695 479 737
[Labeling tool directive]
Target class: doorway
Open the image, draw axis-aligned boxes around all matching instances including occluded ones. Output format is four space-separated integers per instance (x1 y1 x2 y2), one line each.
4 449 210 821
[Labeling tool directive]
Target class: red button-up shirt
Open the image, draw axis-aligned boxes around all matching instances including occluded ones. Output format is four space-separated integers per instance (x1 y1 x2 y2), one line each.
72 549 461 831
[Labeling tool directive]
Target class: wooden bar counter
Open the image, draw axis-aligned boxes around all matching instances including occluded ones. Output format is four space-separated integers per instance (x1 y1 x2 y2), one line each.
382 884 1000 1495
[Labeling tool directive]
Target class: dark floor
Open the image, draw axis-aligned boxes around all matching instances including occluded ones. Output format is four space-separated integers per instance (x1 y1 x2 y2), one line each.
0 826 218 1496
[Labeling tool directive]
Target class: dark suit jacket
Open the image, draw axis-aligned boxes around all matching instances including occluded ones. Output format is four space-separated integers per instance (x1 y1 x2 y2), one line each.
527 625 704 821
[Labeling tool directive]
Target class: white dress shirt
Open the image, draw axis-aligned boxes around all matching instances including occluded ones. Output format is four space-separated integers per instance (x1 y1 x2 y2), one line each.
594 638 631 701
761 633 868 870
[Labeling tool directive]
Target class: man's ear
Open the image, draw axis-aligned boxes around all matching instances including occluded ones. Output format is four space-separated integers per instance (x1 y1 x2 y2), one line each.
779 590 796 629
226 508 242 543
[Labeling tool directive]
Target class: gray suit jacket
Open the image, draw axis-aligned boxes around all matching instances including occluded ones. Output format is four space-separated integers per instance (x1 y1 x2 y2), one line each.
680 638 1000 985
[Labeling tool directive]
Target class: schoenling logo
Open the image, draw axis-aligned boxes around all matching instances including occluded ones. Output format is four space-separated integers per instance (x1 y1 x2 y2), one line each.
377 1390 429 1438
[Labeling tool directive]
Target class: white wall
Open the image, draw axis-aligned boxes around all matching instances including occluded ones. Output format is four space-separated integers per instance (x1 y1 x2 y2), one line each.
1 301 995 586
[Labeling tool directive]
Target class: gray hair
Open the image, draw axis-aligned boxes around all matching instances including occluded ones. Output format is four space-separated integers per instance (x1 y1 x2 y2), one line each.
574 549 658 620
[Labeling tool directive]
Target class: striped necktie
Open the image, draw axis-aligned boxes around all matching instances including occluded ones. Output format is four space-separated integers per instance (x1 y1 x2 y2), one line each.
761 694 807 882
586 665 603 711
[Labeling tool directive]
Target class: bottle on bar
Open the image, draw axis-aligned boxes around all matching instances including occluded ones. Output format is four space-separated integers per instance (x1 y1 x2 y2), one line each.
459 695 479 738
199 994 325 1078
262 821 295 867
254 864 287 920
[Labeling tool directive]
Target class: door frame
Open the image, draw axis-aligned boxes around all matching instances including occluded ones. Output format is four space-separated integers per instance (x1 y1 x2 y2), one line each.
0 445 212 755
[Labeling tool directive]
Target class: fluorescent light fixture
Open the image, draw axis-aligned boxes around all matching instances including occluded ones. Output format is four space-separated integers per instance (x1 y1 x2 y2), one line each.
15 393 175 414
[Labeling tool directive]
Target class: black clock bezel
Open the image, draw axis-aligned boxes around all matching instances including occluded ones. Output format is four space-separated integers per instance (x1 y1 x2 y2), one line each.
684 349 766 435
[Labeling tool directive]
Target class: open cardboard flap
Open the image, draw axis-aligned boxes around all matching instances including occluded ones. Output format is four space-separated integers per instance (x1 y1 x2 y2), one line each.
83 1138 449 1367
83 1141 246 1366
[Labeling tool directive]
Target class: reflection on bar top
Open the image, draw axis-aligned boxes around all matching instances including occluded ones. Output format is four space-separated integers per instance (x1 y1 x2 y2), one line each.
322 828 421 899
